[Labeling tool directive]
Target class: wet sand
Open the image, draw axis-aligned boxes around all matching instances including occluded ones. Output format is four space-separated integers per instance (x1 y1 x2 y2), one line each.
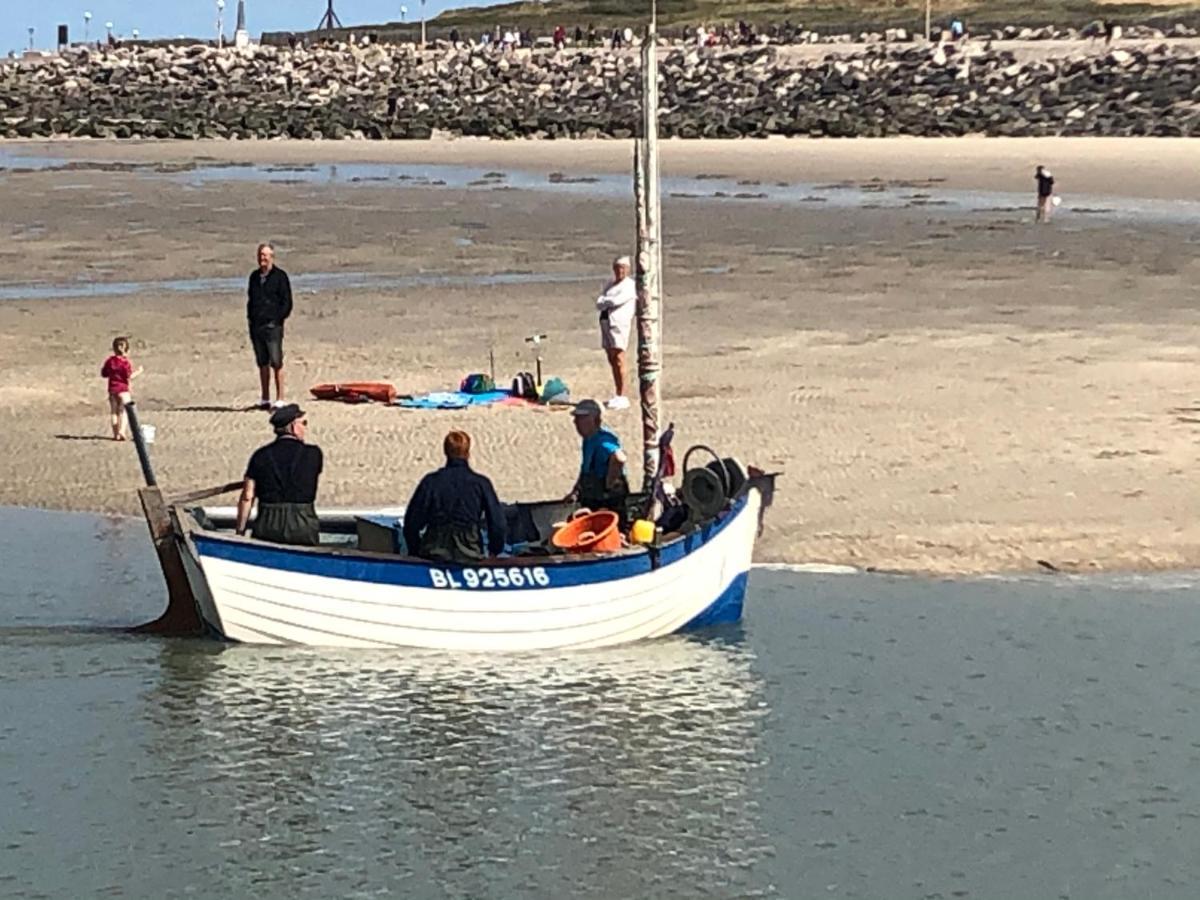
2 137 1199 574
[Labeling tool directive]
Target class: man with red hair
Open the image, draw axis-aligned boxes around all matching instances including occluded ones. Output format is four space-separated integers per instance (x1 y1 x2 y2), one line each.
403 430 507 562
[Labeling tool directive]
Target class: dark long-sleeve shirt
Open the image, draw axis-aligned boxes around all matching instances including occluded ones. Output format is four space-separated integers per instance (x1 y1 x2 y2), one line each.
403 459 507 557
247 266 293 328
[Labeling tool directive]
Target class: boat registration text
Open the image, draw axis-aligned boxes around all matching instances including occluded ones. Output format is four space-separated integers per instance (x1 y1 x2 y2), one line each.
429 566 552 590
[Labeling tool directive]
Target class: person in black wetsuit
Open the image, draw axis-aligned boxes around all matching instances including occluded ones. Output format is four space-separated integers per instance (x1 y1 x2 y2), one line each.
1035 165 1055 223
236 404 324 545
403 430 507 562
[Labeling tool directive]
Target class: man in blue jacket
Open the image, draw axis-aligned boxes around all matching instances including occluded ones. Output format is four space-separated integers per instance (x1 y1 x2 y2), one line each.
247 242 293 410
404 431 507 562
565 398 629 515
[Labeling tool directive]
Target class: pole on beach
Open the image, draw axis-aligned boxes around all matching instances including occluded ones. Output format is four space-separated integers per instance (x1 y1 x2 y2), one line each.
634 8 662 492
925 0 932 41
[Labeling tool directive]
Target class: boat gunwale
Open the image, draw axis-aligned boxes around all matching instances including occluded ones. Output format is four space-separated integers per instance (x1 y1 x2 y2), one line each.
179 490 755 573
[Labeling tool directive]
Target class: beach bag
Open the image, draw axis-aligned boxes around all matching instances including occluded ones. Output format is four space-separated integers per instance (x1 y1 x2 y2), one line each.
460 373 495 395
541 376 570 405
511 371 538 401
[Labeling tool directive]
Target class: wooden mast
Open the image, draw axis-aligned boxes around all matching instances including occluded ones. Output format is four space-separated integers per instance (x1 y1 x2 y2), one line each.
634 6 663 491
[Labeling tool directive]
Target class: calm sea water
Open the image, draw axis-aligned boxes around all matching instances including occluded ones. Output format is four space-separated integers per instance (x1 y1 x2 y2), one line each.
3 507 1200 899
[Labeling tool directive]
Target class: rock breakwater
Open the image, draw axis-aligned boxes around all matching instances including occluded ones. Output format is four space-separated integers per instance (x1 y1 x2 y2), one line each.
2 42 1198 139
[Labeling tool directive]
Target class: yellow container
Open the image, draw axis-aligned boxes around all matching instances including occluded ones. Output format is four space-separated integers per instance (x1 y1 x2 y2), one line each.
629 519 656 546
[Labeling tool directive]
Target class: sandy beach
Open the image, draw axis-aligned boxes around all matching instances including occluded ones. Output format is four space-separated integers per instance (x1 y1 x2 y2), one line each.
2 136 1199 574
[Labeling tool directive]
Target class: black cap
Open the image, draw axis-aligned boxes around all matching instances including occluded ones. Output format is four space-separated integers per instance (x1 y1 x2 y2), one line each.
269 403 305 429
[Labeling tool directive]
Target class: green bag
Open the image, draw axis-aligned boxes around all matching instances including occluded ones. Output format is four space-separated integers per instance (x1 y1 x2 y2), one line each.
460 373 495 394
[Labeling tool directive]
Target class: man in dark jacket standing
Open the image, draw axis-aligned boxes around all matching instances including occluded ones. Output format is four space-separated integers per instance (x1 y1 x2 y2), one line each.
404 431 507 562
248 242 293 410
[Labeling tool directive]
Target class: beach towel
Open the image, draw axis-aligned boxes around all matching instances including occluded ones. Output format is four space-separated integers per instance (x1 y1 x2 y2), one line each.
396 389 534 410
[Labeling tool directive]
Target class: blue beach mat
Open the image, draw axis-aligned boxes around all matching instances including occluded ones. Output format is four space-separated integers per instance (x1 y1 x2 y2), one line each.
395 389 517 410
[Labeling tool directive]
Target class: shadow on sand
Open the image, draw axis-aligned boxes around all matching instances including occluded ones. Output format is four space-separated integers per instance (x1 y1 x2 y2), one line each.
168 404 265 413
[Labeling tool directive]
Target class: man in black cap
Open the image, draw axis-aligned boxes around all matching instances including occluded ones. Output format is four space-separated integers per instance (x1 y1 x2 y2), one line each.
235 404 324 545
565 398 629 515
403 430 506 562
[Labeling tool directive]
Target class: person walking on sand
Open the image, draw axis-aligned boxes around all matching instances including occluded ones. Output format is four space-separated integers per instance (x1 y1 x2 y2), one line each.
1034 165 1055 223
100 336 143 441
595 255 636 410
247 242 293 410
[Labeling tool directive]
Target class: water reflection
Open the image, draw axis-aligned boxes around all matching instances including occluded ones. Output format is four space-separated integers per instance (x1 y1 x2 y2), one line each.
141 633 773 897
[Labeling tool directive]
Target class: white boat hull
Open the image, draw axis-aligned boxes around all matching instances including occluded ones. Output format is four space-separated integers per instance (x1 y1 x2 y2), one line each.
180 489 763 651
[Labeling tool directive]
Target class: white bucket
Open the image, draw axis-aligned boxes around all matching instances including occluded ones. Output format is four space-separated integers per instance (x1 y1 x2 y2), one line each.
141 424 156 444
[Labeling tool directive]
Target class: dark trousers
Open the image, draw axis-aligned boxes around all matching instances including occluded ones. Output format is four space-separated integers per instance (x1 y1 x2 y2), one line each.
253 502 319 546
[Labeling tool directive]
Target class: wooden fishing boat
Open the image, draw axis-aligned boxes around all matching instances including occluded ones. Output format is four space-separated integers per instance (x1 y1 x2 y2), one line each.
128 17 778 650
135 468 774 649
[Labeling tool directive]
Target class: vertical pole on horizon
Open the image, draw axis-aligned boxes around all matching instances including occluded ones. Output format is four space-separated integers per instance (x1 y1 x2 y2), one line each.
634 10 662 491
420 0 427 47
925 0 932 41
216 0 226 48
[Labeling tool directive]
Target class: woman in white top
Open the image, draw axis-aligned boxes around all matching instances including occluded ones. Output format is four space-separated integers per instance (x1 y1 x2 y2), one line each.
595 255 637 410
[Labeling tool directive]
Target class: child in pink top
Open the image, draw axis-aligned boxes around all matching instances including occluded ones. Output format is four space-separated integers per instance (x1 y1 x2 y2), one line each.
100 336 143 441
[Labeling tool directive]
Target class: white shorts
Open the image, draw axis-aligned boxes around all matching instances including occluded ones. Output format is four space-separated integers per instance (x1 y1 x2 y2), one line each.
601 315 632 352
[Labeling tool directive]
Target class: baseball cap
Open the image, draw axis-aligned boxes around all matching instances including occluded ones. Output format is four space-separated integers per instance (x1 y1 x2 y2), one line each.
269 403 305 429
572 398 602 417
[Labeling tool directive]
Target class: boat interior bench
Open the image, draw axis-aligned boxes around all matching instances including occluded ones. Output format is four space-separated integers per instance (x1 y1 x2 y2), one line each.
354 500 580 558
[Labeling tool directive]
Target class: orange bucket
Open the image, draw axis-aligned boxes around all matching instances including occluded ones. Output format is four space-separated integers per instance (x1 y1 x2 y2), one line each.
551 510 622 554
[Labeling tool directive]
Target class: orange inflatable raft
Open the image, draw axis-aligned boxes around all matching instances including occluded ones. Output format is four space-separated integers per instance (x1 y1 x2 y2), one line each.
310 382 398 404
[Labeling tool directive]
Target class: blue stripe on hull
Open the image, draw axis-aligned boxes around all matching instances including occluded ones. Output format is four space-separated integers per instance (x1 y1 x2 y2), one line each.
678 571 749 631
192 493 752 591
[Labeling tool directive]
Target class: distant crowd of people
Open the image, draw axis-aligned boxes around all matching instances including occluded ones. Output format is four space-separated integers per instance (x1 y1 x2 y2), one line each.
338 15 1136 53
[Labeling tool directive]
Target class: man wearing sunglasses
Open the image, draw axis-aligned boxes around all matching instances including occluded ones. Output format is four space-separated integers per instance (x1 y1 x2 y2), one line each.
236 403 324 546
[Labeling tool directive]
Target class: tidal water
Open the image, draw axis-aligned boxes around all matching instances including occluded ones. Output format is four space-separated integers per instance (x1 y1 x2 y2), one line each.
3 506 1200 899
4 150 1200 226
0 270 593 302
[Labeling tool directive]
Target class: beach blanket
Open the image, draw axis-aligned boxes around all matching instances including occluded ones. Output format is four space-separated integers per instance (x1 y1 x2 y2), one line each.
395 390 534 410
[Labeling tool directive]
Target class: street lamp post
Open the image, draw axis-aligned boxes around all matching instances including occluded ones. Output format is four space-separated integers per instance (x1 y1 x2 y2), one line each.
399 5 406 22
84 11 92 43
420 0 426 47
28 27 35 51
132 28 140 42
216 0 226 48
105 21 114 44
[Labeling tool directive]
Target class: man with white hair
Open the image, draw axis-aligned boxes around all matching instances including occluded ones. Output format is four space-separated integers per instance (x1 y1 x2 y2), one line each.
247 242 293 409
595 254 636 410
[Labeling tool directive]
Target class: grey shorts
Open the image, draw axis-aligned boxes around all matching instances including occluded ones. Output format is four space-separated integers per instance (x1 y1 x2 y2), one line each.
250 323 284 369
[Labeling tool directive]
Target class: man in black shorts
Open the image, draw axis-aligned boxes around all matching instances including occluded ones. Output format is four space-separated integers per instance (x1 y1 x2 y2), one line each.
235 404 324 545
1035 165 1055 223
248 242 293 410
